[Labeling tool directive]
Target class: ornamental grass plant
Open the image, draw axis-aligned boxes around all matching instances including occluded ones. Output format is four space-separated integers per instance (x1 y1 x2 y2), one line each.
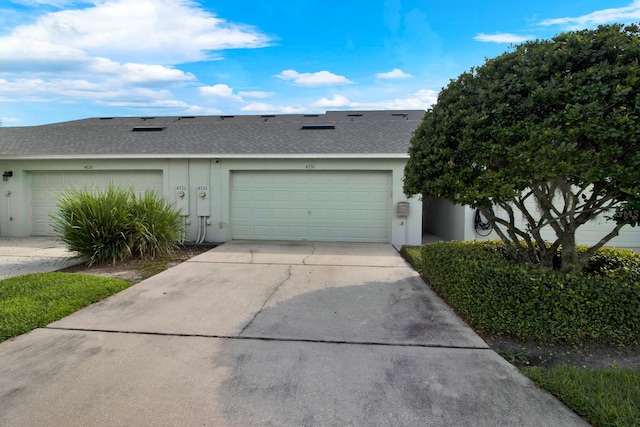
51 184 183 265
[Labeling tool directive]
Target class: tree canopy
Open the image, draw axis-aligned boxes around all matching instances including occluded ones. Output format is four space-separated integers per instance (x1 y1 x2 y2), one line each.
403 24 640 273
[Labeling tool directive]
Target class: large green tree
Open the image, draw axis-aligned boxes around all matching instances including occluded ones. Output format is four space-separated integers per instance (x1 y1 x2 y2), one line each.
404 24 640 273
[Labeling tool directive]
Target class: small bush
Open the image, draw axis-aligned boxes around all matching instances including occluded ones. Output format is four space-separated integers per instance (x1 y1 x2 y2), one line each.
51 184 183 265
404 241 640 346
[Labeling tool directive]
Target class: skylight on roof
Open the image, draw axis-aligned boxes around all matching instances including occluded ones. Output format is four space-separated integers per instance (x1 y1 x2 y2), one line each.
300 124 335 130
132 126 165 132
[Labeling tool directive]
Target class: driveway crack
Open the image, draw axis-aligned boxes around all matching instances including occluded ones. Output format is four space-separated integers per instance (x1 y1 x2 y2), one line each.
238 264 291 336
302 243 316 265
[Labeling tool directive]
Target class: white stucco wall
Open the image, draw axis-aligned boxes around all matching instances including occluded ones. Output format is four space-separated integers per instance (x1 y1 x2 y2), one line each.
463 204 639 248
0 157 422 246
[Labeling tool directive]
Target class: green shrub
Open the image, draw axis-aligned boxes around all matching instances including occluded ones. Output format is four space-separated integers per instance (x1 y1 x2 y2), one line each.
129 190 184 260
51 184 183 265
404 241 640 346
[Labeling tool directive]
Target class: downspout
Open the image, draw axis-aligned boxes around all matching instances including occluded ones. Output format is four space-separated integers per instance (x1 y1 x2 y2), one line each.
5 191 11 237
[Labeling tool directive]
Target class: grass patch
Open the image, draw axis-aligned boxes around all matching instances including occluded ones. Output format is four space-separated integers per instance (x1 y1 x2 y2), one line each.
0 272 129 342
524 366 640 426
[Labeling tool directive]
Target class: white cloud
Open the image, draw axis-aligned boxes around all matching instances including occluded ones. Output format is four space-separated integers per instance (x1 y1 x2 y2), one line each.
3 0 271 65
376 68 412 79
312 94 354 108
360 89 438 110
539 1 640 29
0 0 273 119
198 84 254 106
0 77 173 102
240 102 276 112
238 90 273 99
275 69 354 87
199 84 242 100
474 33 533 43
0 116 21 125
117 63 196 85
85 58 196 86
9 0 76 6
240 102 306 114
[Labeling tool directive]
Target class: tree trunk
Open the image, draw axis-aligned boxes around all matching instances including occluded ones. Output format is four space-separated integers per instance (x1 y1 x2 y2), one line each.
560 232 579 274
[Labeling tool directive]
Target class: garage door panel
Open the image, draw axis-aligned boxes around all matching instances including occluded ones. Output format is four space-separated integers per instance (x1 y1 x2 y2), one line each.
310 191 329 202
253 208 270 219
370 228 389 239
291 192 309 202
311 209 329 219
234 190 252 202
30 170 163 236
271 208 290 219
331 210 348 220
291 208 309 219
231 171 391 242
371 191 390 202
331 192 349 202
253 192 270 202
371 209 390 220
272 191 290 201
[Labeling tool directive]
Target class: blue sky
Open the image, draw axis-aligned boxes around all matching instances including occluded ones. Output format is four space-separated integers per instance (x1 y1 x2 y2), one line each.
1 0 639 126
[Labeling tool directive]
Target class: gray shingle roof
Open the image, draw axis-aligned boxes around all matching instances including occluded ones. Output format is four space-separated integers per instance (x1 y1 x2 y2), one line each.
0 110 424 158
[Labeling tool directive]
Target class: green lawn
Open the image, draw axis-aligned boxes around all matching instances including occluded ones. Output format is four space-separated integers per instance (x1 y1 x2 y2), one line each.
0 272 129 342
525 366 640 427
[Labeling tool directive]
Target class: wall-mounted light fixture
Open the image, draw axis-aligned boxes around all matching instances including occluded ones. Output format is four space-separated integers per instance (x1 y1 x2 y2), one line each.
2 171 12 181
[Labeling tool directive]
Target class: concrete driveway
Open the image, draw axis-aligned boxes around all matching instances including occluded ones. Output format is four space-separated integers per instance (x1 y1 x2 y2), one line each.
0 237 79 279
0 241 586 426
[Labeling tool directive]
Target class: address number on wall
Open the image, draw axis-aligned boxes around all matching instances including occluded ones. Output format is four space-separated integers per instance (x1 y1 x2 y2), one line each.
83 165 94 170
305 164 316 169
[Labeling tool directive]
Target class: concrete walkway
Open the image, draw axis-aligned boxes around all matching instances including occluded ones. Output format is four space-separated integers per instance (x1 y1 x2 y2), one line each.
0 237 79 279
0 241 587 426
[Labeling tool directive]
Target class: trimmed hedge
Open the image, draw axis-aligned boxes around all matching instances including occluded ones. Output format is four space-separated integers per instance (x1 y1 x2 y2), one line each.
404 241 640 346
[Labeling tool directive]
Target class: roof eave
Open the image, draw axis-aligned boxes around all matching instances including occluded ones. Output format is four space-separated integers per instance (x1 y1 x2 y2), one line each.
0 153 409 160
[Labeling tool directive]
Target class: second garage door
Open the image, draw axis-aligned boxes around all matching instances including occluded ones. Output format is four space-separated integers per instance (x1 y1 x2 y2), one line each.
231 171 391 242
30 170 163 236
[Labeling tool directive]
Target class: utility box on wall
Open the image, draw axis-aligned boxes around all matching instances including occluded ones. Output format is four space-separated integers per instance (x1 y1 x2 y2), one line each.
396 201 410 218
175 185 189 216
196 185 210 216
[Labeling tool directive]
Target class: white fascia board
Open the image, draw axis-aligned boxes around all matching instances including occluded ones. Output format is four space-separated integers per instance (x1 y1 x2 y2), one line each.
0 153 409 160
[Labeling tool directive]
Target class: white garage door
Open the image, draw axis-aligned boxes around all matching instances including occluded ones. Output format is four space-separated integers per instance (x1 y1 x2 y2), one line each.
231 171 391 242
30 170 164 236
